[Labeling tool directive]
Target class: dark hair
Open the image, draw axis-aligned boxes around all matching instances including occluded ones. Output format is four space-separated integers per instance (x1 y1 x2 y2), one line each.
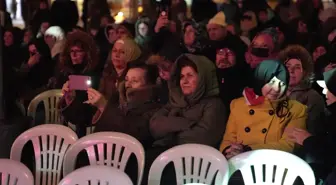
126 62 159 85
178 56 198 72
175 56 198 86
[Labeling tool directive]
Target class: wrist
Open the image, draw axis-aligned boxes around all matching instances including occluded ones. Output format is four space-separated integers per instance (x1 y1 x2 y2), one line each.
98 98 107 112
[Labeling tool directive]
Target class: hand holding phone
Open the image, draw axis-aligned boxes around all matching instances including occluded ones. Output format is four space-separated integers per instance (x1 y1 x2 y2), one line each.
68 75 92 91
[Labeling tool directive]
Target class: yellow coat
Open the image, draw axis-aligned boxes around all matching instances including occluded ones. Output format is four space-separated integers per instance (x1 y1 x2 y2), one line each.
220 97 307 153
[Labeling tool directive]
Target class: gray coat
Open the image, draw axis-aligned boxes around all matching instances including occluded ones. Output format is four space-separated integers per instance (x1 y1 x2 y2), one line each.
150 54 228 148
288 83 326 135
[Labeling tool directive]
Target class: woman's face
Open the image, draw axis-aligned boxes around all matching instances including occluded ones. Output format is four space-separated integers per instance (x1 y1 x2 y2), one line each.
4 31 14 46
285 58 304 87
180 66 199 95
138 23 149 37
125 68 147 89
108 29 118 43
117 27 129 39
261 76 287 100
158 60 173 81
111 42 127 70
184 25 196 46
70 45 85 65
216 48 236 69
313 46 326 62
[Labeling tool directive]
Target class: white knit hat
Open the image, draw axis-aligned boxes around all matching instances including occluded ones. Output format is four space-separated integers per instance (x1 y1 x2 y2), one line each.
45 26 65 41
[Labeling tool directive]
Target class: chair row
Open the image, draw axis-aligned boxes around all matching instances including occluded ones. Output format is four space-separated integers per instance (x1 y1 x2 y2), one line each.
8 124 315 185
0 159 132 185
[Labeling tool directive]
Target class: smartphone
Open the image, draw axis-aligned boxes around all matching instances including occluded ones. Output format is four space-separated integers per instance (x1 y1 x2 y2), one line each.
69 75 92 91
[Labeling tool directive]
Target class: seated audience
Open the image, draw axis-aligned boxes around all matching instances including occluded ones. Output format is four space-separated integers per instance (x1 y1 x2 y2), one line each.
57 30 100 137
286 68 336 183
150 54 228 149
279 45 325 135
85 63 161 148
220 60 307 159
98 37 142 99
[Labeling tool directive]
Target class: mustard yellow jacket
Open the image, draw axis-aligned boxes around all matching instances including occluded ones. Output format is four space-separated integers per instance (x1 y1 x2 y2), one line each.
220 97 307 153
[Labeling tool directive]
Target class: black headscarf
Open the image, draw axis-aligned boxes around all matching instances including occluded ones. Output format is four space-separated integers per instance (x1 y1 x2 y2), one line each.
324 68 336 96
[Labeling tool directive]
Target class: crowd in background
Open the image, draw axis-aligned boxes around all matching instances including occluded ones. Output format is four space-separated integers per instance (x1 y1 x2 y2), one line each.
1 0 336 184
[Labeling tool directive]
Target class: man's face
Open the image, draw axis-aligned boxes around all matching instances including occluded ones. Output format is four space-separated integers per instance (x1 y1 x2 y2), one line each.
207 24 226 41
216 48 236 69
246 34 275 68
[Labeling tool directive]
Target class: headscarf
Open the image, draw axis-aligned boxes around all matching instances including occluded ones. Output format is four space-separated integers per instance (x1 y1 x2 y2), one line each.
182 19 209 53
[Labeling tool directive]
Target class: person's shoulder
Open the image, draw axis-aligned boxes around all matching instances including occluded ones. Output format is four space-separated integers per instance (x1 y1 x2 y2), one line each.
306 88 324 102
288 99 307 115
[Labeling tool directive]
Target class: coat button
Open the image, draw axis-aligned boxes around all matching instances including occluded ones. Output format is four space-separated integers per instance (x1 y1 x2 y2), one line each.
249 109 255 115
245 127 251 133
262 128 267 134
269 110 274 115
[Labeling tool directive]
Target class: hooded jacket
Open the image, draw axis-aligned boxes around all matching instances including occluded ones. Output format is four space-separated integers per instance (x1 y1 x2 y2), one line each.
134 16 152 50
150 54 228 148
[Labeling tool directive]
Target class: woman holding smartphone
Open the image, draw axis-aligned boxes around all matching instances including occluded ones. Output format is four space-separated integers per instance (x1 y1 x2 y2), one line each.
57 30 100 137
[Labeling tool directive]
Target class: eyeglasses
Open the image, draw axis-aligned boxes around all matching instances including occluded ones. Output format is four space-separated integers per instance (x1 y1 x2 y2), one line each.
217 48 235 57
70 49 84 54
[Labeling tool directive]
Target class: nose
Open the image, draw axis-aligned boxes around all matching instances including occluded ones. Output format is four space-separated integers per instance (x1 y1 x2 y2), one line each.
273 82 280 92
125 81 131 89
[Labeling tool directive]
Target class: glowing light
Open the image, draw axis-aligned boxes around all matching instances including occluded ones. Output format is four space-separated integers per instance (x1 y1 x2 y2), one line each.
114 12 125 24
138 6 143 13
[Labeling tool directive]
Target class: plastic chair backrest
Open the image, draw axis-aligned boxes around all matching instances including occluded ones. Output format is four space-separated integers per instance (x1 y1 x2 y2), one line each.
10 124 78 185
62 132 145 185
0 159 34 185
27 89 63 124
148 144 229 185
58 165 133 185
228 149 315 185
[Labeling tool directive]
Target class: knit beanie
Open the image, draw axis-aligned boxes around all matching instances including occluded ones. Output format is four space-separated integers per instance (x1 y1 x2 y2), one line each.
115 37 141 63
45 26 65 41
253 60 289 96
208 11 227 27
324 68 336 96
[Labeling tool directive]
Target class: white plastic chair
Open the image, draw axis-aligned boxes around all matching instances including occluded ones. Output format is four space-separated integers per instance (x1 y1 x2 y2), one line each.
228 149 315 185
27 89 63 124
58 165 133 185
10 124 78 185
0 159 34 185
62 132 145 185
148 144 230 185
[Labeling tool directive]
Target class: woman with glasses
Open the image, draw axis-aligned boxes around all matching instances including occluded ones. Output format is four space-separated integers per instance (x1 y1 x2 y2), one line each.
57 30 100 137
220 60 307 159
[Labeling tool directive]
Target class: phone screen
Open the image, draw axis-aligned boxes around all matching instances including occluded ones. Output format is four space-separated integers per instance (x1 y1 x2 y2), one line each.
69 75 92 91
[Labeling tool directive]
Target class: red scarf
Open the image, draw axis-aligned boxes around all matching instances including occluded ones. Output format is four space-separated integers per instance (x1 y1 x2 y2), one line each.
243 88 265 106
